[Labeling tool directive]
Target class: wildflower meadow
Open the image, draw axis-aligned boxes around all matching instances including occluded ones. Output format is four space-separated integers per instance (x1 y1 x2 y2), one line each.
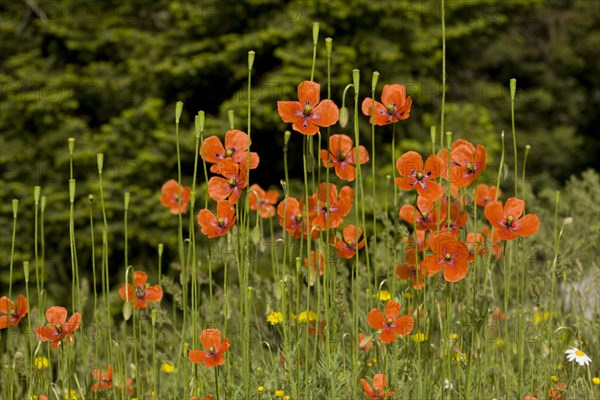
1 2 599 400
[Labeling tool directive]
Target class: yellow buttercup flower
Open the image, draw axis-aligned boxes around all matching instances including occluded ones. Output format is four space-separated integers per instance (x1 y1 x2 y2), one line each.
275 390 285 397
297 310 317 323
550 375 559 383
257 386 264 392
267 311 284 325
34 356 49 370
377 290 391 301
160 362 177 373
592 377 600 385
411 332 427 343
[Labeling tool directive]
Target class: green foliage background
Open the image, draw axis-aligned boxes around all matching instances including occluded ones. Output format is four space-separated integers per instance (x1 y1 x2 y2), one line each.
1 0 599 295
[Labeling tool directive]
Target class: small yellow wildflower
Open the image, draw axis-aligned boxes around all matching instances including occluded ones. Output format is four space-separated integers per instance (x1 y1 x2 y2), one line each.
257 386 264 392
275 390 285 397
378 290 391 301
452 352 467 363
411 332 427 343
297 310 317 323
267 311 284 325
495 337 504 349
592 377 600 386
63 389 77 400
160 362 177 373
403 292 413 300
371 357 377 364
451 333 460 341
367 362 372 367
534 311 542 324
284 396 290 400
550 375 559 383
34 356 49 369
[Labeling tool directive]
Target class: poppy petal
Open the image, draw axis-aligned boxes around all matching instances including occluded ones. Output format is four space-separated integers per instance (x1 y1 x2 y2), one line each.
329 134 353 155
513 214 540 237
277 101 302 123
46 306 67 324
297 81 320 107
200 136 226 164
144 285 163 302
384 300 401 319
367 309 386 330
133 271 147 287
504 197 525 220
224 129 250 153
311 100 339 128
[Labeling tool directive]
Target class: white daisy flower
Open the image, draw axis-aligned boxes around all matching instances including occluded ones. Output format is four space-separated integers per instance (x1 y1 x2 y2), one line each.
565 347 592 366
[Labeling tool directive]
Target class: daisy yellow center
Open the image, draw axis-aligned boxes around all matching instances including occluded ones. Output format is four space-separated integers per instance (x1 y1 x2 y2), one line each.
576 350 585 357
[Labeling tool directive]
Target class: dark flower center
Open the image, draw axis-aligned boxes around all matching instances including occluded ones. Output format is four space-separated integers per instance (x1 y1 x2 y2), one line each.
55 323 62 333
466 162 474 172
387 104 396 115
208 346 216 355
135 285 146 298
336 150 346 161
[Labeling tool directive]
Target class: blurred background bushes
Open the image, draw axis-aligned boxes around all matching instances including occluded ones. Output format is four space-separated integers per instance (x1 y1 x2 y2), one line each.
1 0 598 291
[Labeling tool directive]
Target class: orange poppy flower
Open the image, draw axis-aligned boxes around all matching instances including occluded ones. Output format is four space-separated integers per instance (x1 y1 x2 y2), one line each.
188 328 230 368
119 270 163 309
332 224 365 259
248 184 279 218
439 199 468 236
484 197 540 241
197 200 236 239
0 294 28 329
304 250 326 286
34 306 81 349
396 262 426 290
422 232 469 282
277 197 305 238
207 158 248 204
360 374 395 399
200 130 259 173
358 332 373 352
395 151 445 202
475 183 500 207
367 299 414 344
399 196 445 231
320 134 369 181
160 179 192 214
361 83 412 126
307 183 354 230
523 396 538 400
91 365 113 392
548 383 566 399
277 81 339 136
308 320 326 337
439 139 487 188
466 232 485 263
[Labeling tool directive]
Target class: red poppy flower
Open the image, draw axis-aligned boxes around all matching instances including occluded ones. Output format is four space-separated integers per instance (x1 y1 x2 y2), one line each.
307 183 354 230
197 200 236 239
399 196 445 231
200 130 259 173
160 179 192 214
34 306 81 349
367 299 414 344
422 232 469 282
360 374 395 399
320 134 369 181
466 232 485 263
248 184 279 218
361 84 412 126
277 197 305 238
439 199 468 236
439 139 487 188
395 151 445 202
277 81 339 136
396 263 426 290
119 270 163 309
304 250 326 286
0 294 28 329
358 332 373 352
332 224 365 259
91 365 113 392
476 184 500 207
484 197 540 241
207 158 248 204
188 328 230 368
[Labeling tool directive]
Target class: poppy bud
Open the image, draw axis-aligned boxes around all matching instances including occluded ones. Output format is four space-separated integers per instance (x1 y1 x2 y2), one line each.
34 186 41 205
352 69 360 89
68 137 75 155
12 199 18 218
339 107 349 128
325 37 332 56
371 71 379 91
175 101 183 123
248 50 255 70
430 126 436 146
228 110 235 130
510 78 516 100
312 22 319 46
97 153 104 174
69 179 76 204
124 192 130 211
41 196 46 212
23 261 29 282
